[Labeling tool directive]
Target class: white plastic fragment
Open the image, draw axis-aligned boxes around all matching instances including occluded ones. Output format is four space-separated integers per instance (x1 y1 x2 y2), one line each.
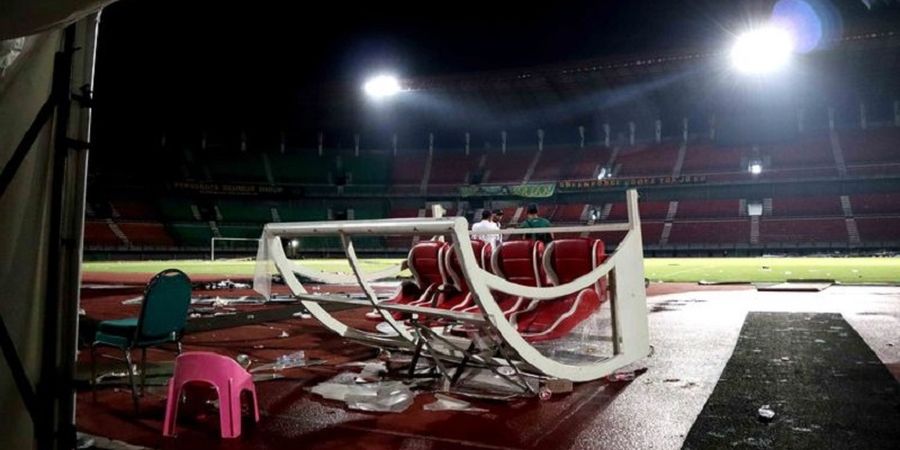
424 393 488 412
757 404 776 422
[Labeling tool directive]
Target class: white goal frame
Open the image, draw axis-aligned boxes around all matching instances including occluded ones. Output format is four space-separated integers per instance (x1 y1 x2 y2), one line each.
255 189 650 382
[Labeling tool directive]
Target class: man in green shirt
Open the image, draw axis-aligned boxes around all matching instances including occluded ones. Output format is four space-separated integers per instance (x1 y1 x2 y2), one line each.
518 204 553 243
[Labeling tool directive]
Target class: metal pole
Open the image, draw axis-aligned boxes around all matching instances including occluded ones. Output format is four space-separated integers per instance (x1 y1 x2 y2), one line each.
36 24 76 450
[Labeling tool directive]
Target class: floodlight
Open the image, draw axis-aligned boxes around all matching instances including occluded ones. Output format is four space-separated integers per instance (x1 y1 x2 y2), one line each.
363 74 401 99
730 26 795 74
748 161 763 175
290 239 300 249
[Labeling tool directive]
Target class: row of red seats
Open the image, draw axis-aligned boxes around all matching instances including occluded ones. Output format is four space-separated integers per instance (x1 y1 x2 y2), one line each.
378 238 609 342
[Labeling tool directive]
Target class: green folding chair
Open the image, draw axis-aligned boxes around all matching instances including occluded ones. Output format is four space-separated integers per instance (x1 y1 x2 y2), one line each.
90 268 192 412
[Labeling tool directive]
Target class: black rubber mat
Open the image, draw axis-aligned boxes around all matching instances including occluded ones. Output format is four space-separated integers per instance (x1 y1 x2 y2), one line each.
684 312 900 449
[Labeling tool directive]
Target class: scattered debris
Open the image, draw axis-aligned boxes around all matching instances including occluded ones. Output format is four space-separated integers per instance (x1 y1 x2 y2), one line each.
607 367 648 382
541 378 573 395
424 393 488 412
234 354 251 369
757 404 776 422
204 279 251 290
278 330 290 338
248 351 325 373
309 372 416 413
292 311 312 319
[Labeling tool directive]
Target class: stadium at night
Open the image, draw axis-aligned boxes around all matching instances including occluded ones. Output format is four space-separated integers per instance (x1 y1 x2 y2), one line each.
1 1 899 449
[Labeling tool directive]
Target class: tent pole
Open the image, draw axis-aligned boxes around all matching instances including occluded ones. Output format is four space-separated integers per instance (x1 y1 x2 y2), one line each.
35 23 77 450
33 13 98 448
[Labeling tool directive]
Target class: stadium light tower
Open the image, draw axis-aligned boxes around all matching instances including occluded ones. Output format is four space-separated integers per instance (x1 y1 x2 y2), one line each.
730 26 795 75
363 74 402 99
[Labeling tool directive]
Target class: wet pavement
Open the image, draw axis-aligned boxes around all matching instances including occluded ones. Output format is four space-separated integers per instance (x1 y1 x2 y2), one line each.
76 284 900 449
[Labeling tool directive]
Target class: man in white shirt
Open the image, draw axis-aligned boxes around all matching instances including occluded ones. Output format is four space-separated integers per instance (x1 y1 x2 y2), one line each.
471 209 500 250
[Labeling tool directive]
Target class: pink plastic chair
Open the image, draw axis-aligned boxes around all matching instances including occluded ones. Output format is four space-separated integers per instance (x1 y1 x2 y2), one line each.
163 352 259 438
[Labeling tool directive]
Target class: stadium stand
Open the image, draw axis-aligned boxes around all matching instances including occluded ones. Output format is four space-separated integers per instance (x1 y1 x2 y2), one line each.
616 143 680 177
110 200 158 220
482 148 534 183
856 217 900 243
203 152 270 183
344 152 392 185
849 193 900 215
675 199 741 219
169 223 215 247
771 196 843 217
84 108 900 255
681 143 744 176
391 150 429 185
608 201 669 221
668 220 750 245
117 222 176 247
269 152 333 184
84 221 123 246
430 148 482 185
218 200 275 223
841 128 900 165
758 218 848 244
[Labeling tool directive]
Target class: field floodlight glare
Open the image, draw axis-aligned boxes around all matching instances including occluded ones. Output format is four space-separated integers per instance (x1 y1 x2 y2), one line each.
748 160 763 175
363 74 401 99
731 26 795 75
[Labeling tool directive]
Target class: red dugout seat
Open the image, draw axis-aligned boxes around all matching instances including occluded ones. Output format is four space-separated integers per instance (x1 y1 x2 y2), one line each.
369 240 447 320
478 240 547 318
512 238 608 342
434 240 489 311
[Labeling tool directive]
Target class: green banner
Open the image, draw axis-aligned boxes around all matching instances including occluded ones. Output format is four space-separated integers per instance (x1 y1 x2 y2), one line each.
558 175 707 191
459 182 556 198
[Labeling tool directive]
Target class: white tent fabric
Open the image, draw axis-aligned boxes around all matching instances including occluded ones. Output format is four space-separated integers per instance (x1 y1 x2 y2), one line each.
1 1 106 448
0 30 61 450
1 0 114 41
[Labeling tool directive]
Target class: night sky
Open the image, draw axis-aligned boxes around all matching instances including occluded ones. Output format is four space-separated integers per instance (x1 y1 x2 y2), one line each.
91 0 899 146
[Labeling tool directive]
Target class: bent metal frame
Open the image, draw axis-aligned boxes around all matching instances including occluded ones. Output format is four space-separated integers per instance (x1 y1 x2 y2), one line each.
255 189 649 383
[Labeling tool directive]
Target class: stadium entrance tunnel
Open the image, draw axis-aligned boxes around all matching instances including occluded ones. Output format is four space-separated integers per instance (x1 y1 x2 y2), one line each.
253 189 651 391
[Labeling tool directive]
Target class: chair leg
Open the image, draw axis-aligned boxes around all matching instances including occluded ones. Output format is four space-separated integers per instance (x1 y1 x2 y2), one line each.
90 345 98 402
249 385 260 423
162 380 180 437
219 380 239 438
124 349 139 413
140 347 147 397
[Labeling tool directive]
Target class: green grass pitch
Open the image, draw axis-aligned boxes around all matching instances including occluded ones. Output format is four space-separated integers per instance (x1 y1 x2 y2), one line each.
83 257 900 284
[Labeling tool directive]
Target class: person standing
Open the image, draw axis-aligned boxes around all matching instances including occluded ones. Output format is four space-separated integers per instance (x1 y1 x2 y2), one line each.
518 203 553 243
472 209 501 249
492 209 505 246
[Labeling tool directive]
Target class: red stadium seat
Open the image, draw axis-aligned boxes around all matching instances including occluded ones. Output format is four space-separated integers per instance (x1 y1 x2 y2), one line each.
482 239 547 319
370 240 447 320
511 238 608 342
433 240 489 311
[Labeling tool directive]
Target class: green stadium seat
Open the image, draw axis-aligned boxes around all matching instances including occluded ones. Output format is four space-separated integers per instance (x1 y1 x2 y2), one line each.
204 153 269 183
170 223 214 246
268 153 334 184
277 204 329 222
219 224 263 239
344 153 391 185
217 200 274 222
158 199 197 221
